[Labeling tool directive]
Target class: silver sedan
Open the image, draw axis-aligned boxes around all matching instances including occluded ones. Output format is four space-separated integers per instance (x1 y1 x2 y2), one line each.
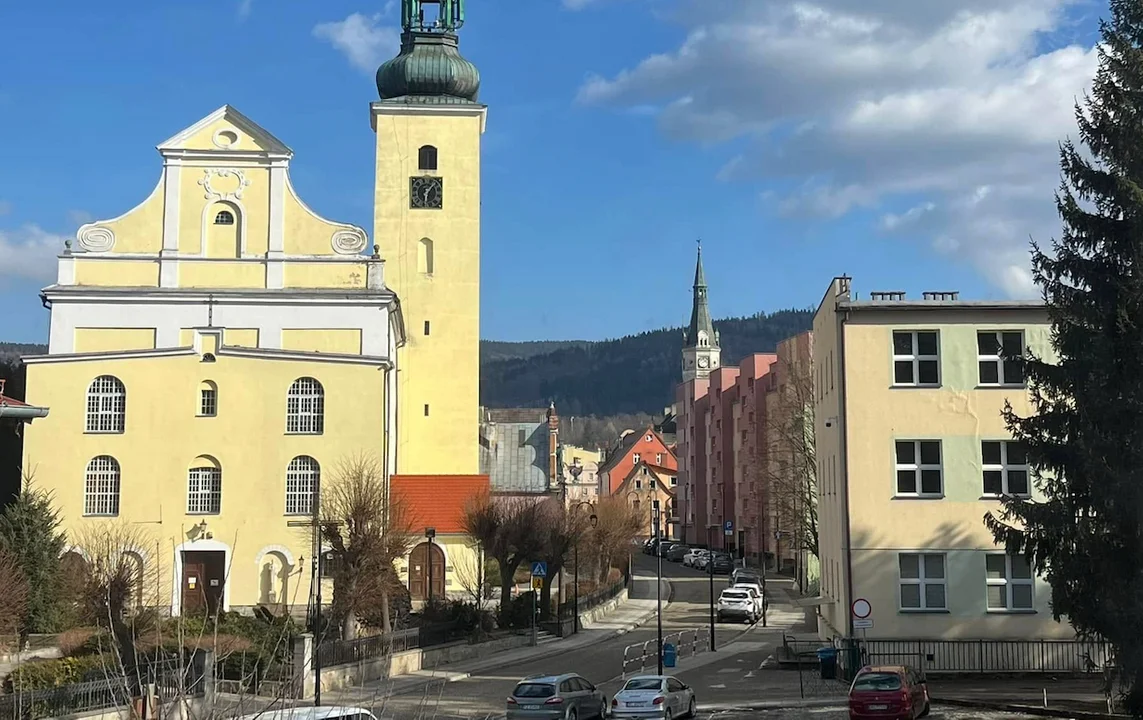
610 675 696 720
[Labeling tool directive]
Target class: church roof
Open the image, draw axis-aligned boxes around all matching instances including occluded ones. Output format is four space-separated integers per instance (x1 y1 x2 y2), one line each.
685 245 715 347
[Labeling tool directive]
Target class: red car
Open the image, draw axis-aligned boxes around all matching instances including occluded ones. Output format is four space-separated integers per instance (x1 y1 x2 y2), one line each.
847 665 930 720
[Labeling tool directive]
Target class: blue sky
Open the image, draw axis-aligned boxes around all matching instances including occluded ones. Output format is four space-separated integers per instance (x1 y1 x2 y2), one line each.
0 0 1103 344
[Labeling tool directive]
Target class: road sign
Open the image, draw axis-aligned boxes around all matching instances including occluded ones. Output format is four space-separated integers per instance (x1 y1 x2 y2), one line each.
854 618 874 630
851 598 872 619
532 576 543 590
531 561 547 578
723 520 733 536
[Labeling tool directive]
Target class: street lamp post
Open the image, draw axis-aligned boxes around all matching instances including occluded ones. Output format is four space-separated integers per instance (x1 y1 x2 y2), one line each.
653 502 663 675
708 526 716 652
425 527 437 603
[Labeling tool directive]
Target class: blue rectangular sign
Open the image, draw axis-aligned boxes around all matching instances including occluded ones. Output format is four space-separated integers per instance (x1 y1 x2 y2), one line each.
531 561 547 578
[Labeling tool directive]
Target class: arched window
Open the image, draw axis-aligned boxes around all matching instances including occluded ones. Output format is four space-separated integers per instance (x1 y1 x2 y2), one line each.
418 238 434 275
286 378 324 434
418 145 438 172
84 456 121 516
86 376 126 433
199 381 218 417
285 456 321 515
214 210 235 225
206 202 241 258
187 456 222 514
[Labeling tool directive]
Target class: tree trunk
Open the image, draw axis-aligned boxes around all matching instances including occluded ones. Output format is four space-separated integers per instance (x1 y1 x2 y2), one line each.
598 553 611 583
540 576 553 620
342 610 359 641
380 589 392 634
497 557 522 618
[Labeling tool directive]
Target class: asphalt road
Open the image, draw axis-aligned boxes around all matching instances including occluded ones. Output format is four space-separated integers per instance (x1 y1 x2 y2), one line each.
371 554 799 720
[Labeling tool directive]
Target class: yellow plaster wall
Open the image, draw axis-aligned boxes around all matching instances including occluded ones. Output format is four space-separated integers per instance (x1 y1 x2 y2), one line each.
225 329 259 348
74 328 156 353
178 261 265 289
176 165 271 258
394 536 480 599
21 353 387 611
74 260 160 287
281 181 361 257
83 178 165 255
374 110 483 476
182 118 275 153
283 262 368 289
281 329 362 355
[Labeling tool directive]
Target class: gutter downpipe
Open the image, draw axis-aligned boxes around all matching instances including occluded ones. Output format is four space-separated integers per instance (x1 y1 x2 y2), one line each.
838 302 855 641
0 406 49 421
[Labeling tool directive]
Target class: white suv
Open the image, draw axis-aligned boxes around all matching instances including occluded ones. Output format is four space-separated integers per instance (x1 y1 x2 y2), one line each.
682 549 709 567
717 588 760 623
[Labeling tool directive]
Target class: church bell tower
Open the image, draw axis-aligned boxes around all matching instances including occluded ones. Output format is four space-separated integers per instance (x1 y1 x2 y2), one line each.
372 0 485 475
682 244 720 382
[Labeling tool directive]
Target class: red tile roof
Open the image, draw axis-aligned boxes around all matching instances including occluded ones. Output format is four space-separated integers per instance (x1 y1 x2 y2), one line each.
0 395 29 407
390 475 490 535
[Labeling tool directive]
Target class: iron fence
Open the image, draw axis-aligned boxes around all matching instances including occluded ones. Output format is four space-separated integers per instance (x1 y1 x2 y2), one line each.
857 638 1114 674
317 622 460 668
558 577 627 621
621 627 711 678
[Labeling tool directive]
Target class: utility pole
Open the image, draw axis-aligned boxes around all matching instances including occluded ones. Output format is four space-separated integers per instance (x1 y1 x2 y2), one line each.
654 503 663 675
708 527 716 652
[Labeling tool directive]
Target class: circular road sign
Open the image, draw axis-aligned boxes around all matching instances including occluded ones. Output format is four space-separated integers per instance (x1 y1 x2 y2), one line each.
851 598 872 619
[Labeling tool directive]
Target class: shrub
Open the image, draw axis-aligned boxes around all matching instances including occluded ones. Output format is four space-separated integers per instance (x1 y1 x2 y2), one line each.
5 655 108 692
502 591 537 630
56 627 101 657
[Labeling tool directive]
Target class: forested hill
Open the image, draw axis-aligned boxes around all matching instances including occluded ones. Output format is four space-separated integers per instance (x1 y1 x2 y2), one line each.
479 309 814 416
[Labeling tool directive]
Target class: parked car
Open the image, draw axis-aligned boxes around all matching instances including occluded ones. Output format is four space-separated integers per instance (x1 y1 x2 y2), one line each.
730 568 760 586
507 673 608 720
682 549 708 567
710 553 734 574
611 675 697 720
716 588 759 623
657 542 677 558
237 707 377 720
666 544 690 562
847 665 930 720
732 577 764 598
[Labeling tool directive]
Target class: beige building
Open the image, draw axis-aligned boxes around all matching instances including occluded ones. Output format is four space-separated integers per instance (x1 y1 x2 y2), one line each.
813 277 1077 641
560 445 601 507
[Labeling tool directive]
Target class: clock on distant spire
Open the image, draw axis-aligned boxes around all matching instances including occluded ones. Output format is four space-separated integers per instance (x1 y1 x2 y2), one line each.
681 243 720 382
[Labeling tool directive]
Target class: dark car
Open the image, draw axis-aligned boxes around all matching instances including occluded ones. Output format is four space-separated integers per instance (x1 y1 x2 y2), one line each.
507 673 608 720
847 665 929 720
710 553 734 574
657 542 677 558
666 544 690 562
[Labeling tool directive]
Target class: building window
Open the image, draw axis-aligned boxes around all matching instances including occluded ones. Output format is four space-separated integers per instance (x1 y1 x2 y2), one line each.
214 210 235 225
898 553 946 611
418 145 438 171
286 377 324 434
986 554 1034 611
199 381 218 417
633 453 641 464
424 404 430 416
418 238 434 274
518 429 527 447
650 479 657 489
894 440 943 497
424 320 431 336
187 460 222 515
86 375 126 433
635 479 642 490
978 331 1026 386
670 476 678 486
285 456 321 516
982 441 1030 496
84 456 121 517
892 330 940 387
656 453 663 464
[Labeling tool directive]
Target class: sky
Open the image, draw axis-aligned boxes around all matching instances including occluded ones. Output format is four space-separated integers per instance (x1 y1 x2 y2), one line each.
0 0 1105 344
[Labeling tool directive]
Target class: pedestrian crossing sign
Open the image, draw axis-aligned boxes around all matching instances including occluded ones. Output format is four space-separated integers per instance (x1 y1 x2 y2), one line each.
532 576 543 590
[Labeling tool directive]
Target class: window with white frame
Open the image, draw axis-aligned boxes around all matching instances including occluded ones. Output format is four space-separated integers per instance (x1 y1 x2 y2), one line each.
86 375 126 433
633 453 641 464
986 554 1034 611
199 381 218 417
670 476 678 486
187 463 222 514
650 479 657 489
982 441 1030 496
286 377 325 434
635 479 642 489
892 330 940 387
977 331 1026 386
898 553 947 610
285 456 321 515
84 456 121 516
656 453 663 464
894 440 943 496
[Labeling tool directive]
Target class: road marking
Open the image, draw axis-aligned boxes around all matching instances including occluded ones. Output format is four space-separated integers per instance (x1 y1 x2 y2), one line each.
710 683 726 689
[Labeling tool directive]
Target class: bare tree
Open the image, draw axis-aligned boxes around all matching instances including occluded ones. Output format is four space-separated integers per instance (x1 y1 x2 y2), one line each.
590 497 643 583
451 541 492 609
320 454 416 640
0 546 28 638
462 493 545 619
534 499 589 619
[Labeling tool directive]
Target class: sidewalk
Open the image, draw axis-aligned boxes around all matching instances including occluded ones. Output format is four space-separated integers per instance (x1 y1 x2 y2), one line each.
323 574 672 706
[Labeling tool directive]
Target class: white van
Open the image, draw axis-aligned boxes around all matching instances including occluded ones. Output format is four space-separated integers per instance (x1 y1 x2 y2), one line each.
235 706 377 720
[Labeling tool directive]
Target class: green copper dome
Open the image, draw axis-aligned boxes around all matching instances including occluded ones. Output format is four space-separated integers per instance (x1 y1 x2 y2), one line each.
376 31 480 103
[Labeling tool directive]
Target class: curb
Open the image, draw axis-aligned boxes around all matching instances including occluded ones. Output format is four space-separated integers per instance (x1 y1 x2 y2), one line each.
700 699 840 711
935 697 1125 719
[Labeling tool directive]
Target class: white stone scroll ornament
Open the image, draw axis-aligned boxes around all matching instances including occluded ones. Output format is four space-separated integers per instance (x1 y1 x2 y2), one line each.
76 224 116 252
198 168 251 201
331 228 368 255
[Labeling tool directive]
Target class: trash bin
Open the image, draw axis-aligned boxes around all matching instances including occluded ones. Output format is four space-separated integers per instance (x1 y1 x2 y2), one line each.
816 647 838 680
663 643 677 668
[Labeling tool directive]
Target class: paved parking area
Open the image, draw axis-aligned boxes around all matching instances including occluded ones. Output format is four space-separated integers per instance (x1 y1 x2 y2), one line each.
707 706 1044 720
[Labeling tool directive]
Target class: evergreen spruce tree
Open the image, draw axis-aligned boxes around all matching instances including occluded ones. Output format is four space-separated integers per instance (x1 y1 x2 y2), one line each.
985 2 1143 713
0 481 67 634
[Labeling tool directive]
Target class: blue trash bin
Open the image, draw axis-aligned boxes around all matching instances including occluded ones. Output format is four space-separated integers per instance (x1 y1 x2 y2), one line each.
663 643 677 668
816 647 838 680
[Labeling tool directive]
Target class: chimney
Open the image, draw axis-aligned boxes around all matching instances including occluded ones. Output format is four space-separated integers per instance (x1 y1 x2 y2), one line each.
922 291 960 301
869 291 906 301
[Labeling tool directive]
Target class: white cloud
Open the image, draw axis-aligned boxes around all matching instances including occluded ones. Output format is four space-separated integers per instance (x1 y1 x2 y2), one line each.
313 13 399 73
0 225 65 286
578 0 1098 297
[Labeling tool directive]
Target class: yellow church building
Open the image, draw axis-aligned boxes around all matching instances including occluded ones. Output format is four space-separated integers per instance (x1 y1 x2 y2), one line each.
21 0 490 615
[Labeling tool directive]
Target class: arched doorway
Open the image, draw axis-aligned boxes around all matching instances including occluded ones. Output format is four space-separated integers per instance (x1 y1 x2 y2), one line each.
408 542 445 601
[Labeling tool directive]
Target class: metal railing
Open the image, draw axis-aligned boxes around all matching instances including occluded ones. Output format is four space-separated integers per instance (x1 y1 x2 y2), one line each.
856 638 1114 674
622 627 711 678
317 622 461 668
558 577 627 620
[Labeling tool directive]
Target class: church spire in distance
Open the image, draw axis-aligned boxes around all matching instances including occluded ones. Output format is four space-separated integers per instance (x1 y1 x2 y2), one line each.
376 0 481 103
682 241 720 382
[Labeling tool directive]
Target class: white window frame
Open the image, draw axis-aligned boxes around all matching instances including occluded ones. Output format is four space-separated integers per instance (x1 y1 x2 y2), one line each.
200 386 218 417
977 330 1026 387
285 456 321 516
286 377 325 434
985 553 1034 611
898 553 947 611
981 440 1031 497
85 375 126 433
891 330 941 387
187 466 222 514
656 453 663 465
84 456 121 517
632 453 641 464
894 440 944 498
